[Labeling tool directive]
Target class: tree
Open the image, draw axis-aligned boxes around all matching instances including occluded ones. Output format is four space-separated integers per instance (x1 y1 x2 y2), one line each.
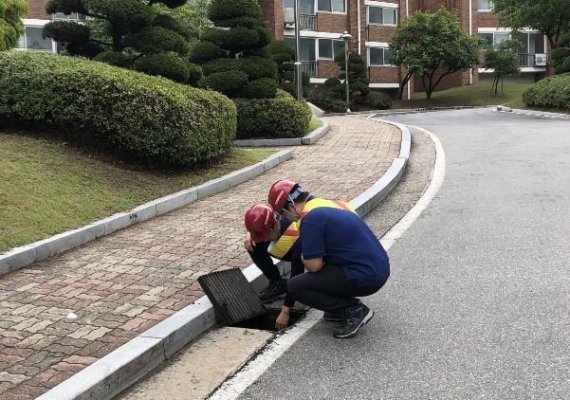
0 0 27 51
42 0 198 84
492 0 570 55
389 8 479 100
484 39 520 96
193 0 278 99
552 32 570 74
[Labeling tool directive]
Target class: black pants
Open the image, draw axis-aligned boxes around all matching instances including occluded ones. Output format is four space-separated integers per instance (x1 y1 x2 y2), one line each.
287 263 385 313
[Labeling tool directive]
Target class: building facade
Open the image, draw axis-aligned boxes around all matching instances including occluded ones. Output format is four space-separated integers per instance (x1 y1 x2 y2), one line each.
261 0 549 98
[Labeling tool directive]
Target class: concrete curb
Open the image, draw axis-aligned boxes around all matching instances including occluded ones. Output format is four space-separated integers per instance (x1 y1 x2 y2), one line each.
233 118 329 147
36 120 412 400
0 150 293 277
318 105 497 118
495 106 570 120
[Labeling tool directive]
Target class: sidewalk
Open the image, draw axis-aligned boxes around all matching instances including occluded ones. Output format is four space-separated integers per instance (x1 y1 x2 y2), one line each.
0 116 402 399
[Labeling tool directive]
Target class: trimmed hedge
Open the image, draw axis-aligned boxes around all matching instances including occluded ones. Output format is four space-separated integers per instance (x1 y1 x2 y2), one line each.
204 70 248 97
234 89 311 139
133 53 191 84
522 73 570 110
0 51 236 167
240 78 278 99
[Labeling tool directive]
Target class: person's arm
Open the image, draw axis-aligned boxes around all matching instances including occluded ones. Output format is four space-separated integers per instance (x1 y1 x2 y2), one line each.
301 255 324 273
275 306 290 330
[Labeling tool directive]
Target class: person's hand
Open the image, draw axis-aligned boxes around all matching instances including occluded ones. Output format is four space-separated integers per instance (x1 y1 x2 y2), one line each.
243 232 255 252
275 307 290 330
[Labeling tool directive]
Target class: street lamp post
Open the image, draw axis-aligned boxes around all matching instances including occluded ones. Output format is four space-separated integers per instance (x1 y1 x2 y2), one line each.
293 0 302 101
340 31 352 113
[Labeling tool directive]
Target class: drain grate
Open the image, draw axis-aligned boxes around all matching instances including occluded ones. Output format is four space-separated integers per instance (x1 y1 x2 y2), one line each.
198 269 267 325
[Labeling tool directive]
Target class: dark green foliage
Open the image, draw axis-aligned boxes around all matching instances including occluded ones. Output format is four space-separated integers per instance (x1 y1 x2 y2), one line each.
234 90 311 139
522 73 570 110
1 0 27 51
190 41 225 64
152 0 187 8
45 0 86 15
0 52 236 167
324 77 341 87
204 70 249 96
42 20 89 43
350 80 370 97
364 91 393 110
216 16 262 29
153 13 185 36
201 58 240 75
208 0 262 21
552 33 570 74
187 62 203 85
307 87 346 112
202 26 259 54
134 53 190 83
123 26 188 55
93 51 136 68
483 39 520 96
239 56 277 80
240 78 278 99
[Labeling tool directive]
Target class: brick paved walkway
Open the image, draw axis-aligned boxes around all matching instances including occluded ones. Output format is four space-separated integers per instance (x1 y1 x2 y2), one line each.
0 116 401 399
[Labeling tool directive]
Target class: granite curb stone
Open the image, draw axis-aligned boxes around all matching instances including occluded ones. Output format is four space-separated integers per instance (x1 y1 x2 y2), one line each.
0 150 293 277
495 106 570 120
233 118 329 147
36 119 412 400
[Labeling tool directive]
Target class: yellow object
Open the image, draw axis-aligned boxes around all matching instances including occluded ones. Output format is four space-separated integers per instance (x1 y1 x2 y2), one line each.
267 198 354 259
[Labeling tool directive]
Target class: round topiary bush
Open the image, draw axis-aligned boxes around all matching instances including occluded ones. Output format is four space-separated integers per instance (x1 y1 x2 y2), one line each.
123 26 188 55
93 51 136 68
134 53 190 83
0 51 236 167
208 0 262 21
187 62 203 86
522 73 570 110
239 56 277 80
190 41 225 64
240 78 278 99
234 89 311 139
204 70 249 97
201 58 240 75
363 91 392 110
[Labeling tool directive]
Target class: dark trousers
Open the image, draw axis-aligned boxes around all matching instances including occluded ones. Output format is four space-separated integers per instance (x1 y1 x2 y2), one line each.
287 263 385 313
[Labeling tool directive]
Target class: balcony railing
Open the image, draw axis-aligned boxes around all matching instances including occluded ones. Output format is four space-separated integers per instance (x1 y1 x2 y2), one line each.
301 61 318 78
299 14 316 31
518 53 547 67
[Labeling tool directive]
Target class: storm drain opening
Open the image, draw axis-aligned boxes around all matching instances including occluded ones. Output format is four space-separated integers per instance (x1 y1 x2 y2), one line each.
198 269 307 331
231 308 305 332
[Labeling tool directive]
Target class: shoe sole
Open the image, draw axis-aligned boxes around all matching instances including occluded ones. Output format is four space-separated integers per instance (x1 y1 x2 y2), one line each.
333 309 374 339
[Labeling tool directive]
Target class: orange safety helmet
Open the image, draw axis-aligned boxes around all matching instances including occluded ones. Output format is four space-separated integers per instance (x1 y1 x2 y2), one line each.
244 203 277 243
268 179 302 213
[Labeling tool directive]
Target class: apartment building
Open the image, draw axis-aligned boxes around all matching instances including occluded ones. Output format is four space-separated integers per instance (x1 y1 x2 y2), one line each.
261 0 549 98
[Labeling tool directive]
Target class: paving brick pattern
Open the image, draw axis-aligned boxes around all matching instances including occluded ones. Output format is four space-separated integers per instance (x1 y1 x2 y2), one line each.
0 116 400 399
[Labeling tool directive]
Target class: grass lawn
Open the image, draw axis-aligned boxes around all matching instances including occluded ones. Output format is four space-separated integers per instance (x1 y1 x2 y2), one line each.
0 132 273 253
308 117 324 132
394 79 532 109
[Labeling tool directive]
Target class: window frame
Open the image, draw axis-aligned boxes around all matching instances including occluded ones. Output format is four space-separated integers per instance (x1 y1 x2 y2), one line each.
367 6 398 26
318 38 345 60
478 0 493 12
368 46 394 67
317 0 346 14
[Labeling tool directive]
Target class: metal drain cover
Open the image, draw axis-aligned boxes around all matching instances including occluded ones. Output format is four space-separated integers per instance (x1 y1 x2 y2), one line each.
198 269 266 325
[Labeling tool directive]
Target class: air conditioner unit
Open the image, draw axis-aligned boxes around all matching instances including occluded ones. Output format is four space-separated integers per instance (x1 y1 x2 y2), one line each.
535 53 547 67
284 8 295 29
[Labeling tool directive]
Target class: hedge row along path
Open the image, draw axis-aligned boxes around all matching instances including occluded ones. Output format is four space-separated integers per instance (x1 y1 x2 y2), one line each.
0 116 401 399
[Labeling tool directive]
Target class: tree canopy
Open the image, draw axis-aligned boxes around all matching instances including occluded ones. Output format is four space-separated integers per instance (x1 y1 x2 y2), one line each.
389 8 479 100
492 0 570 51
483 39 521 96
0 0 27 51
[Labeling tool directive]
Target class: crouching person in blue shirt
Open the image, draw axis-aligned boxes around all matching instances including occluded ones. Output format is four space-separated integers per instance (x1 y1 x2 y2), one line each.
269 182 390 339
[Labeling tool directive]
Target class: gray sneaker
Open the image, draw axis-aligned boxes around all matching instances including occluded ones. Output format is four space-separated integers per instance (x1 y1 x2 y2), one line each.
333 302 374 339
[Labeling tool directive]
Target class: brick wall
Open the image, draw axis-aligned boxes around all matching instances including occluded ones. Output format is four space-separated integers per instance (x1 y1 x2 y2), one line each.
26 0 50 19
261 0 284 40
478 11 499 28
368 67 399 83
318 60 341 78
317 12 349 33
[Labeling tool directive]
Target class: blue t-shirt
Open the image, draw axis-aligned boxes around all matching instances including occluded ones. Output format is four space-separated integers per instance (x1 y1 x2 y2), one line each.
300 207 390 288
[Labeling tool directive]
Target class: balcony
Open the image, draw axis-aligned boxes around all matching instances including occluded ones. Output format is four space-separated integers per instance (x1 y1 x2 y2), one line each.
284 8 316 31
518 53 547 68
301 61 318 78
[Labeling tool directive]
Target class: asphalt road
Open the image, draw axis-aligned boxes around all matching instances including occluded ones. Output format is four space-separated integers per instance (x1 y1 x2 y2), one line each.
237 109 570 400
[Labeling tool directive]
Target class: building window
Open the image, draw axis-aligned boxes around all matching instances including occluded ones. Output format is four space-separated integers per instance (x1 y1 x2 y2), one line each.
318 39 344 59
369 47 394 66
318 0 345 13
479 32 510 49
478 0 492 11
17 27 54 52
368 6 397 26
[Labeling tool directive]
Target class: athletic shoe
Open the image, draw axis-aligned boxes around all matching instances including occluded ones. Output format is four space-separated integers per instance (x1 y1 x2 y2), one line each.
259 279 287 303
333 302 374 339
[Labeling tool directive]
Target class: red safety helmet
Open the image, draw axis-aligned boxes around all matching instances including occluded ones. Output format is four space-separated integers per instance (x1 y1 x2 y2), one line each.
244 203 276 243
268 179 301 213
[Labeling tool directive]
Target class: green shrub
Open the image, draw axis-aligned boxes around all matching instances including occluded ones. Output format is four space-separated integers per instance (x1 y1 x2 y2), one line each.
190 41 224 64
0 51 236 167
201 58 240 75
240 78 278 99
202 27 259 53
307 86 347 113
123 26 188 55
134 53 190 83
187 62 203 86
363 91 392 110
238 56 277 80
93 51 136 68
234 90 311 139
522 73 570 110
324 77 341 88
204 70 248 96
208 0 262 21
